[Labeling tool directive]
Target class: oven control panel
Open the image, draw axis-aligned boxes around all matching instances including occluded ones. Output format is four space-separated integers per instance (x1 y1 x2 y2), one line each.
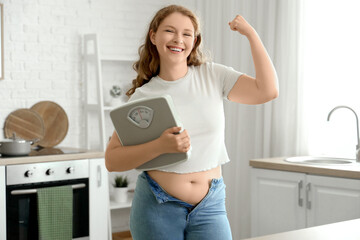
6 160 89 185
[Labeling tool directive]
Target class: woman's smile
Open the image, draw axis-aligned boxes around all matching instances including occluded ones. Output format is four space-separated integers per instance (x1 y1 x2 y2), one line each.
167 46 185 53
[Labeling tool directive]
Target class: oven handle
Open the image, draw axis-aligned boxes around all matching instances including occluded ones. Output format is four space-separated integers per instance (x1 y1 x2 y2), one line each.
10 183 86 195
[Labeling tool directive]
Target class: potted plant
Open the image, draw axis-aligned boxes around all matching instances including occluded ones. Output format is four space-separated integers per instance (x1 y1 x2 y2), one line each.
113 175 129 203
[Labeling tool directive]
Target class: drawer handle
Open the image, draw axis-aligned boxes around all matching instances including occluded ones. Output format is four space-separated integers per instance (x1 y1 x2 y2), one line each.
11 183 86 195
306 183 311 209
298 180 303 207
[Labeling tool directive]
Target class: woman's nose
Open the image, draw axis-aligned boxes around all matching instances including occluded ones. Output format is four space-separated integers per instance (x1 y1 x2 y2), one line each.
173 34 183 44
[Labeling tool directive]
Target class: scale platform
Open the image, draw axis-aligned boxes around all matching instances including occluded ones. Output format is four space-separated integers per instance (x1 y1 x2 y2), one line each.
110 95 188 170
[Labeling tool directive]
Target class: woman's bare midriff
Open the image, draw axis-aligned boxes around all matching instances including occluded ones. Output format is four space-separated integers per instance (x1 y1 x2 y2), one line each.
147 166 222 205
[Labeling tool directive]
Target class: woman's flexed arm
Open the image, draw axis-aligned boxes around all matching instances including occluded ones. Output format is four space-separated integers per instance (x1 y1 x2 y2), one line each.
228 15 279 105
105 127 191 172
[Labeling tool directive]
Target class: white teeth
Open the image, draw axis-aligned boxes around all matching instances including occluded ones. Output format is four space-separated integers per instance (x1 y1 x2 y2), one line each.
169 47 183 52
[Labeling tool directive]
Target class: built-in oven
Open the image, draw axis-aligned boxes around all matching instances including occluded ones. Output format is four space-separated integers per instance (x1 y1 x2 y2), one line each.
5 160 89 240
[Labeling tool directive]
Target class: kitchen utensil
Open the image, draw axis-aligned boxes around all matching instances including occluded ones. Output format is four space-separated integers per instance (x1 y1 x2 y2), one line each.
30 101 69 148
0 134 38 156
110 95 188 170
3 108 45 145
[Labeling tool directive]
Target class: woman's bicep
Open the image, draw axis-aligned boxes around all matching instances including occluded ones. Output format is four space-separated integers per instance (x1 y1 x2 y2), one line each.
227 74 261 104
227 74 278 104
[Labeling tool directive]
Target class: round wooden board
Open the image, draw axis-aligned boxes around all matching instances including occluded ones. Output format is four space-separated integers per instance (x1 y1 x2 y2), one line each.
30 101 69 148
4 108 45 143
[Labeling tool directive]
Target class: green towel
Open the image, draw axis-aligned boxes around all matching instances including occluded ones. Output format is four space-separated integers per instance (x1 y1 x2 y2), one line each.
37 185 73 240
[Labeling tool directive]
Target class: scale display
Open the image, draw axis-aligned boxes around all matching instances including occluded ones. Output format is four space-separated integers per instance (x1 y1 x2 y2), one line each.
110 95 188 170
127 106 154 128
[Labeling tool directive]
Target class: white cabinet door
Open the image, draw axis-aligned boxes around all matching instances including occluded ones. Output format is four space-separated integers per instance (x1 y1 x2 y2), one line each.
0 166 6 240
89 158 110 240
251 168 360 238
307 175 360 227
251 168 306 237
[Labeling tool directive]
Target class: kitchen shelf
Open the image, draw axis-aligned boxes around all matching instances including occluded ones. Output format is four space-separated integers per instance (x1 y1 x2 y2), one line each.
103 106 114 111
83 33 137 237
101 55 137 62
83 33 135 151
110 200 132 210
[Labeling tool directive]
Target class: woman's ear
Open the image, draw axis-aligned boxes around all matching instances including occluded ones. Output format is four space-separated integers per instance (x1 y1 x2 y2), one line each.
149 29 156 45
193 37 197 48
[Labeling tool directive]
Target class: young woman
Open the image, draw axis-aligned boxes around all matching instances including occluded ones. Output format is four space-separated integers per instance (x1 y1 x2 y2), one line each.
105 5 278 240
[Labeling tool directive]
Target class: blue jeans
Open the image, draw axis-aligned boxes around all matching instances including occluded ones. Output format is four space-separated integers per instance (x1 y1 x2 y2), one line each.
130 172 232 240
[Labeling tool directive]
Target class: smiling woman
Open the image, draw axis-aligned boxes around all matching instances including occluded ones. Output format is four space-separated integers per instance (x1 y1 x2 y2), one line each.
105 3 278 240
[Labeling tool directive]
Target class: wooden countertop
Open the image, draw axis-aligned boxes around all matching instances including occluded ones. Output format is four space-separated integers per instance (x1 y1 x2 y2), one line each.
0 147 105 166
243 218 360 240
250 157 360 179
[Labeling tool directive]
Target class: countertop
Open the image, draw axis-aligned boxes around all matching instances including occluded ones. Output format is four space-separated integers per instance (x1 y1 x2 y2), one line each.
250 157 360 179
243 218 360 240
0 147 105 166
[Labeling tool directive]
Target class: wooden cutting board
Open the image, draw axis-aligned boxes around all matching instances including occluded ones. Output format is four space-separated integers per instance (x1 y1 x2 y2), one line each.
30 101 69 148
4 109 45 143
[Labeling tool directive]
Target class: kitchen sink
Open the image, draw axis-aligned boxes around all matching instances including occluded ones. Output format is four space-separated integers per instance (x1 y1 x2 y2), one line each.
284 156 355 165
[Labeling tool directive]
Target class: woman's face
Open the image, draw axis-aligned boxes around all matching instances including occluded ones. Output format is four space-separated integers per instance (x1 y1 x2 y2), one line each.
150 12 196 66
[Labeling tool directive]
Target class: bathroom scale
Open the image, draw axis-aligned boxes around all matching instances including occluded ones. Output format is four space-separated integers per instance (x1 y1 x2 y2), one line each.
110 95 189 171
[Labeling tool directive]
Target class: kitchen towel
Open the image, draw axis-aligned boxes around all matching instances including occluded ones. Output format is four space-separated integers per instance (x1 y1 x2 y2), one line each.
37 185 73 240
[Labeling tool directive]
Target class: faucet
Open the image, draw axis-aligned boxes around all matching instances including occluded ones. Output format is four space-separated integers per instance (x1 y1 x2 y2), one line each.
327 106 360 162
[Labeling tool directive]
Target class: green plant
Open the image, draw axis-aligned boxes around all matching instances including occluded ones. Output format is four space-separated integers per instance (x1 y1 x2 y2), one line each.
113 175 129 188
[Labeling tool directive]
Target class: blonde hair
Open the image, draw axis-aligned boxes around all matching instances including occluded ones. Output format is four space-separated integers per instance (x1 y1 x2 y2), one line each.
126 5 206 96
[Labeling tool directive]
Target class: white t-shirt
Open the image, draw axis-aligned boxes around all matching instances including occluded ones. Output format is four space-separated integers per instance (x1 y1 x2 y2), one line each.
128 62 243 173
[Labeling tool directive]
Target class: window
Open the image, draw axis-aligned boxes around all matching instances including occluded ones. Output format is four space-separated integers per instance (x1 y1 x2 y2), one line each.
302 0 360 158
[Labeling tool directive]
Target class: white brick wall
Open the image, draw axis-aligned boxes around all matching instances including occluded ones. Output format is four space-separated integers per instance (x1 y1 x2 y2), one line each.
0 0 197 233
0 0 195 148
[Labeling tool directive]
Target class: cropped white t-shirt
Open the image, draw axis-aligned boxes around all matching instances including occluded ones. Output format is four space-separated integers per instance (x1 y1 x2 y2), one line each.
128 62 243 173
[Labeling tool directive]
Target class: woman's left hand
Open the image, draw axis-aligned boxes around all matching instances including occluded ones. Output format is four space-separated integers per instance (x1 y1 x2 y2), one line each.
228 15 254 36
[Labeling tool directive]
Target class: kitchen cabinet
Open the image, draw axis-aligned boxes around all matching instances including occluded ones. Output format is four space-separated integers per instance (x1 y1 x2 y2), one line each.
250 168 360 237
250 168 306 236
89 158 110 239
306 174 360 227
0 166 6 240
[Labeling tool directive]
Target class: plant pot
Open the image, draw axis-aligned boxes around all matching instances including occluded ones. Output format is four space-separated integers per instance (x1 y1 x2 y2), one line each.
113 187 128 203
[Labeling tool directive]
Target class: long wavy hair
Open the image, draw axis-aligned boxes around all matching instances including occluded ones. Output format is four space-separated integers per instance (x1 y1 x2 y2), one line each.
126 5 206 96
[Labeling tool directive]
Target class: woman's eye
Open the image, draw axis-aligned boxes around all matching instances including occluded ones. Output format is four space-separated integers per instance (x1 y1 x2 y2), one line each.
184 33 192 37
165 29 174 33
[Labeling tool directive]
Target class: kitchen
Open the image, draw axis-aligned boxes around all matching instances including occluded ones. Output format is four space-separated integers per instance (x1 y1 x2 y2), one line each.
1 0 360 240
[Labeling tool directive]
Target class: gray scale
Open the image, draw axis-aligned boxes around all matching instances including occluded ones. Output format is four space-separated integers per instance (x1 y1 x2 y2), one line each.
110 95 188 170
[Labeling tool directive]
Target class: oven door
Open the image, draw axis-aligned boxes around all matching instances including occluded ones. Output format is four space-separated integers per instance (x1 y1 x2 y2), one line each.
6 178 89 240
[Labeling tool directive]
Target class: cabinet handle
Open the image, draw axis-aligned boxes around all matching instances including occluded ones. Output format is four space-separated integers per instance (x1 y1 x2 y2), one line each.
97 165 102 187
298 180 303 207
306 183 311 209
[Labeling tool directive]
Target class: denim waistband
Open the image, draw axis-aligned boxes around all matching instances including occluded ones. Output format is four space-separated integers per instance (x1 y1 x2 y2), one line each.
144 171 195 208
143 171 225 209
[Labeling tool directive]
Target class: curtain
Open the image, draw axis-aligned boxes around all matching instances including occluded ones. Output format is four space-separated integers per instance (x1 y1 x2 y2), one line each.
194 0 304 238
